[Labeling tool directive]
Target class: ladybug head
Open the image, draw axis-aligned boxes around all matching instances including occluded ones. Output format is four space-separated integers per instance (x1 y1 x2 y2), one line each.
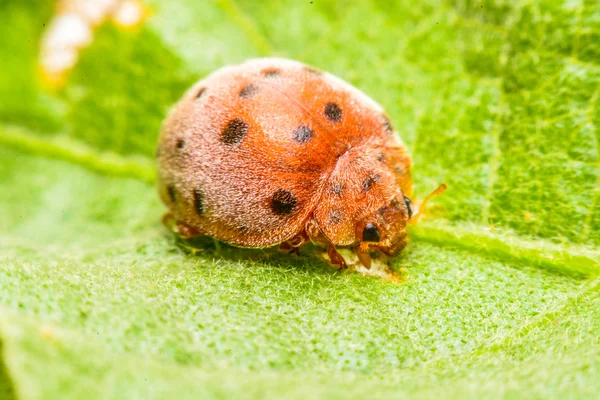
354 194 412 266
353 184 447 267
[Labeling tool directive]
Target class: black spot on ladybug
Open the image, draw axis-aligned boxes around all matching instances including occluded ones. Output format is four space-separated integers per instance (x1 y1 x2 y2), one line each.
221 119 249 145
262 68 280 78
271 189 297 215
362 174 380 192
328 209 342 225
167 185 176 203
292 125 314 143
382 114 394 134
377 152 386 162
362 223 380 242
239 84 259 98
194 189 205 215
304 66 322 75
176 139 185 149
331 181 343 196
239 224 249 233
394 166 404 176
324 102 342 122
403 195 413 219
195 87 206 99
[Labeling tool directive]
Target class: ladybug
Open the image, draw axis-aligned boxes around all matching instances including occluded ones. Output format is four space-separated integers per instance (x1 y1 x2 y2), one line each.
156 58 443 269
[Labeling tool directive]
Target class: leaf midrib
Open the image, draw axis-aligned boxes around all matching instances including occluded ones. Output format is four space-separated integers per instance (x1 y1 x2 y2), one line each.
1 125 597 277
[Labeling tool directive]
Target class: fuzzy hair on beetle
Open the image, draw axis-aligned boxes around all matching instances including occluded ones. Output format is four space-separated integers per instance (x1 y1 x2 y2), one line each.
156 58 445 271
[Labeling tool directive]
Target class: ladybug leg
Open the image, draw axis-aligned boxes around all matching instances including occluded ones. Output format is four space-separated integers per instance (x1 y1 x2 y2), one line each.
279 241 297 255
305 218 330 247
162 211 176 229
305 218 347 269
327 245 347 270
175 221 203 239
279 231 309 255
162 212 203 239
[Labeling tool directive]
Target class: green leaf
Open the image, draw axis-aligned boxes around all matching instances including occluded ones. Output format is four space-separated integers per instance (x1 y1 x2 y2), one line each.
1 0 599 399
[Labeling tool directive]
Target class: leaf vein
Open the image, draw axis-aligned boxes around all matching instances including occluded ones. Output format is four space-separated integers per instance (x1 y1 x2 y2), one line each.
2 126 598 277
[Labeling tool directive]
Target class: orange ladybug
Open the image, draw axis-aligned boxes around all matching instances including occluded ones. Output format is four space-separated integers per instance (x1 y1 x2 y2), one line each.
156 58 442 269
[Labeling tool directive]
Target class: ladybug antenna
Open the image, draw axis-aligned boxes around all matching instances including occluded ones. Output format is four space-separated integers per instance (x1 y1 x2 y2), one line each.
409 183 447 223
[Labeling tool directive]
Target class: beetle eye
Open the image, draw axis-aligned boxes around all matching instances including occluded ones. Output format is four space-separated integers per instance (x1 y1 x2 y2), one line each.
403 195 413 219
362 223 380 242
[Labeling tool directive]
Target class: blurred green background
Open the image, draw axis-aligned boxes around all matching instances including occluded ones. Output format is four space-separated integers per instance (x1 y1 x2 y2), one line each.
0 0 599 399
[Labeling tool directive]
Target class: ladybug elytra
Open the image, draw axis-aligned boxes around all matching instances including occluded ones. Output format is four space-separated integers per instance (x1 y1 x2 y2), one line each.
156 58 443 269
